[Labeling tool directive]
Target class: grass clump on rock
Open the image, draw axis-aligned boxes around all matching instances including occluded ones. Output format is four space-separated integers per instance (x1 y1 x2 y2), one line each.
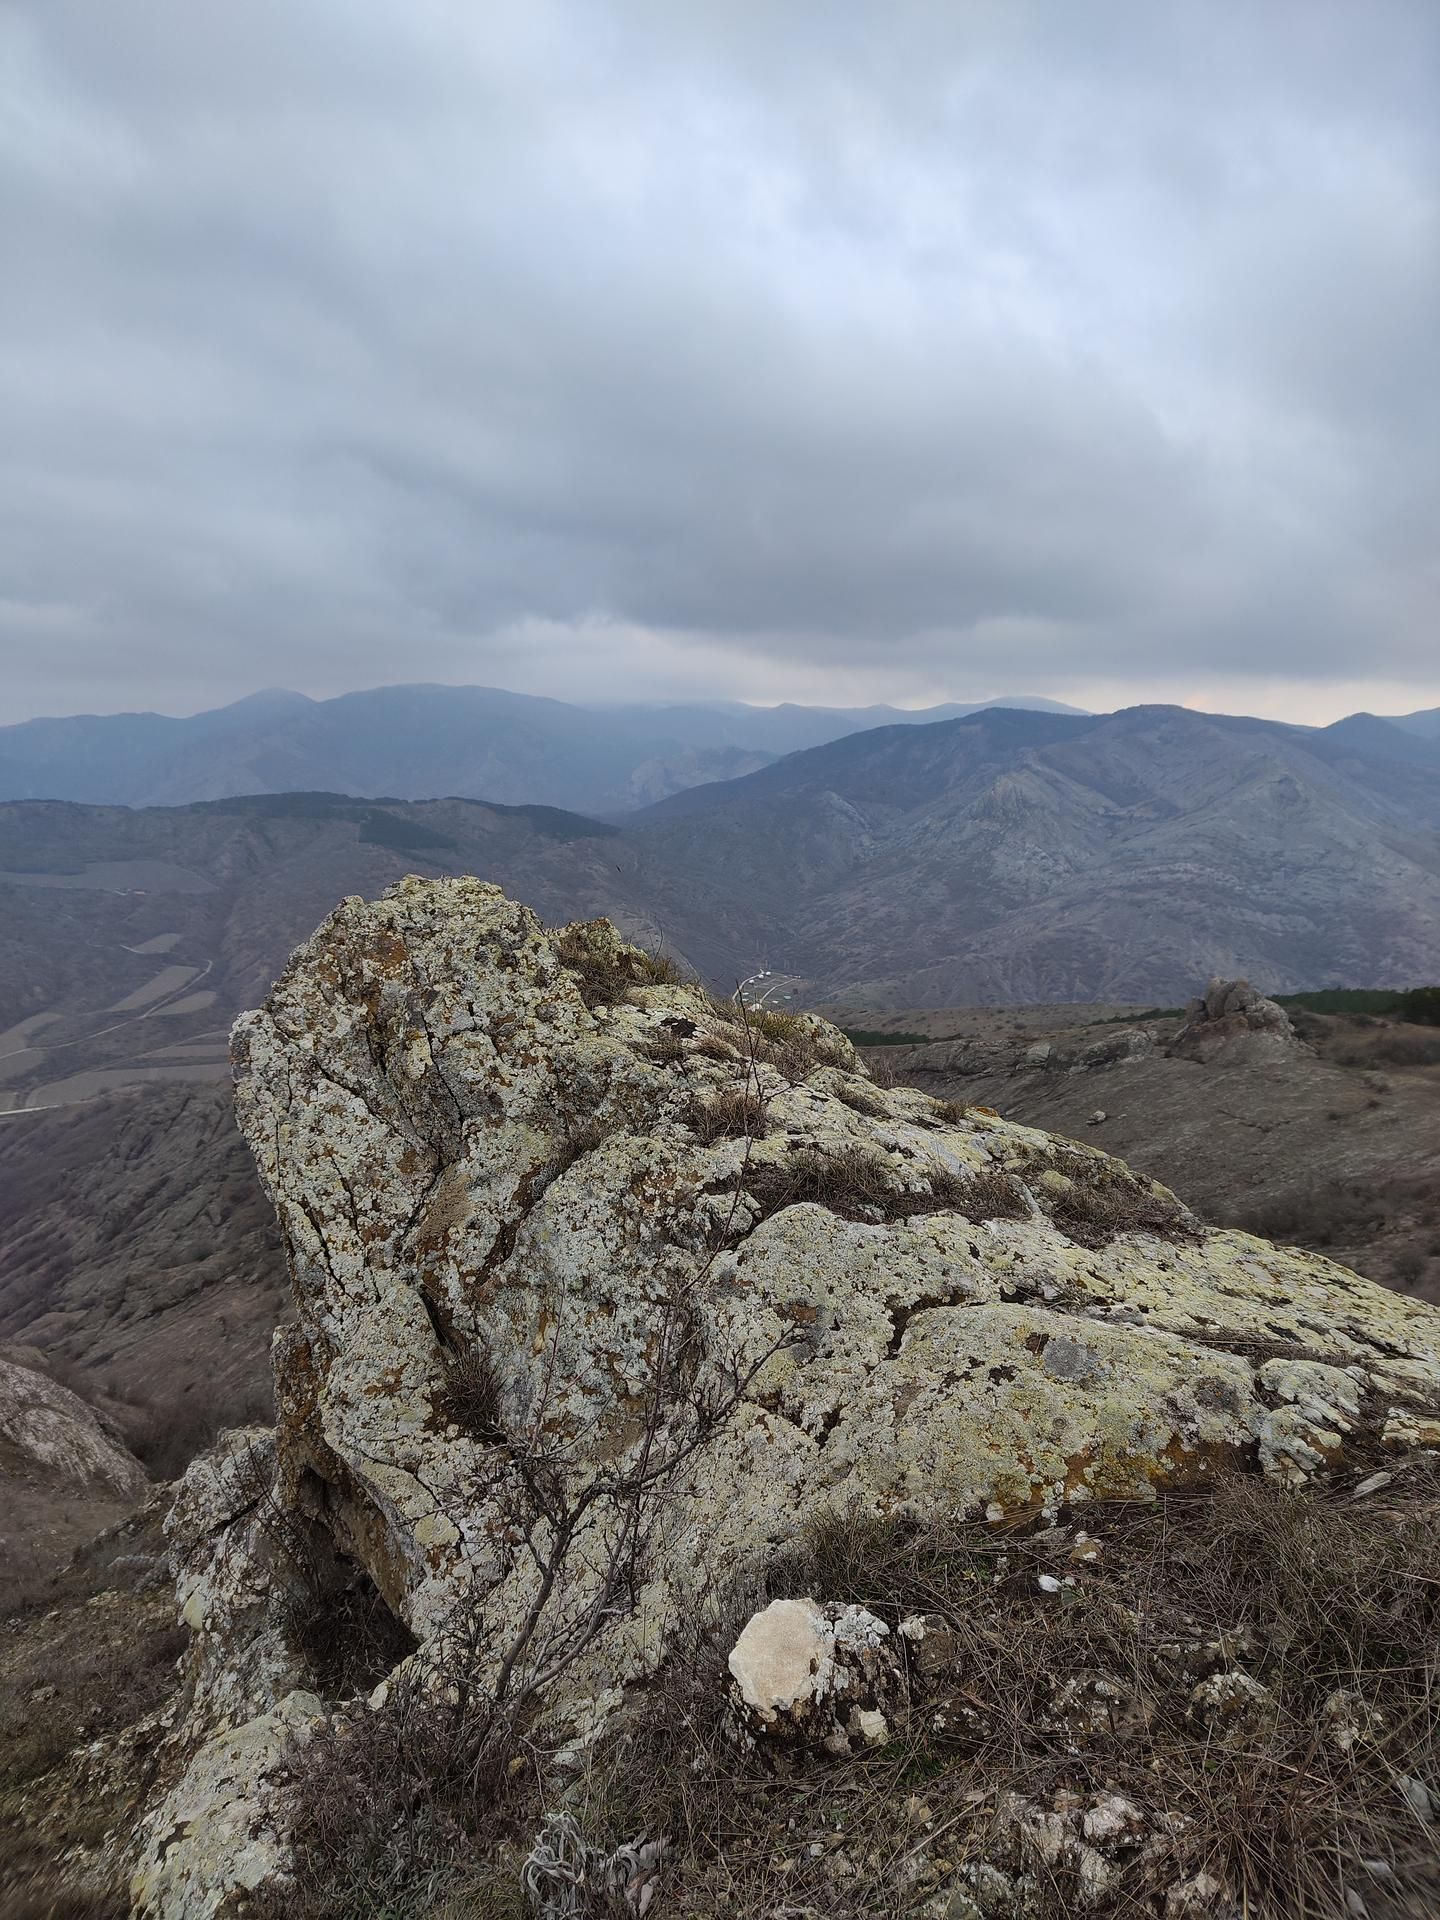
739 1145 1028 1229
554 919 688 1009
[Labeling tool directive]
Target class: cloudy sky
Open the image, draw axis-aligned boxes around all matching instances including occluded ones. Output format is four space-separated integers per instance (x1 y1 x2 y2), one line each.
2 0 1436 725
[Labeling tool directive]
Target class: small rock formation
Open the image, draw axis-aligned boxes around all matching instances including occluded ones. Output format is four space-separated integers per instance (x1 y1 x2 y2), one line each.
131 881 1440 1915
727 1597 909 1755
1171 977 1294 1062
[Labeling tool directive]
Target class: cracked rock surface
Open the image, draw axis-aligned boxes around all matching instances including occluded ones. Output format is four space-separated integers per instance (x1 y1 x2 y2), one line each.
133 879 1440 1916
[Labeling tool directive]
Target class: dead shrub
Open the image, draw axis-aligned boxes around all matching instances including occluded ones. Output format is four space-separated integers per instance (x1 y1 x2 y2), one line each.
246 1679 527 1920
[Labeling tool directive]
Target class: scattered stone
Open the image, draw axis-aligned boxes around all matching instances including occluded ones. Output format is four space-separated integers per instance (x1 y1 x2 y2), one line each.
1187 1671 1272 1738
727 1598 908 1758
1322 1687 1386 1756
1396 1773 1436 1824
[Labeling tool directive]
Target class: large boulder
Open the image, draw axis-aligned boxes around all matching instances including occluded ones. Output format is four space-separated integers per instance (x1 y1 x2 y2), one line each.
1171 977 1294 1062
132 880 1440 1915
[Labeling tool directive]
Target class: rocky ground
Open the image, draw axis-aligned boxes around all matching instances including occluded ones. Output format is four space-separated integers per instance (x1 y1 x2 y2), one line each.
822 989 1440 1305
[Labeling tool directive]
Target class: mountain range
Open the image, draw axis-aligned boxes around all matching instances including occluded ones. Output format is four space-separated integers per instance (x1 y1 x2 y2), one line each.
0 684 1085 816
0 704 1435 1106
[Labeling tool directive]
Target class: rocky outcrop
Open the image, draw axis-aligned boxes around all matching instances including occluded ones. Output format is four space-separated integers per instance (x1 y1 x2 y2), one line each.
133 880 1440 1916
1171 978 1294 1062
0 1345 146 1509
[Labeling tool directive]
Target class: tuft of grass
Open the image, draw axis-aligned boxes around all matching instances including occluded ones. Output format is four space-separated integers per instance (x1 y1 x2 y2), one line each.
686 1086 773 1144
833 1080 889 1118
434 1348 507 1444
1032 1155 1198 1250
555 921 688 1009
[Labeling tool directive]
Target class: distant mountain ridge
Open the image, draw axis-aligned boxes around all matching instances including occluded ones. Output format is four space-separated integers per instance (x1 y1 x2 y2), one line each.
626 702 1440 1004
0 683 1087 816
0 704 1434 1088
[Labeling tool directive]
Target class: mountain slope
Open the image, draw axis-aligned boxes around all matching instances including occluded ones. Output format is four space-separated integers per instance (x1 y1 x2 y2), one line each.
629 705 1440 1004
0 792 689 1114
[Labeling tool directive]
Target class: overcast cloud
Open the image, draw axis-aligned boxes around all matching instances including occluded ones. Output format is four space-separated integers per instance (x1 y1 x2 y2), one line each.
2 0 1436 723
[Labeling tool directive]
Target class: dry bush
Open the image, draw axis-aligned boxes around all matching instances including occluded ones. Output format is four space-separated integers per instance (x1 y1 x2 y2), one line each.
576 1461 1440 1919
927 1097 971 1125
246 1679 528 1920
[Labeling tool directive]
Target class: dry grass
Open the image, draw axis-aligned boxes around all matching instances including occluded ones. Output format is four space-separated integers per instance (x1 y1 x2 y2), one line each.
737 1145 1028 1230
284 1554 418 1704
246 1684 530 1920
833 1079 889 1118
0 1875 127 1919
555 922 689 1009
575 1461 1440 1919
704 999 853 1079
223 1455 1439 1920
0 1617 188 1785
1033 1155 1199 1250
686 1085 773 1144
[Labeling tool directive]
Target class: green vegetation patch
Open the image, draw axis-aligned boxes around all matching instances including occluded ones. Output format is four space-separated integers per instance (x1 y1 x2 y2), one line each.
842 1027 934 1047
1273 987 1407 1016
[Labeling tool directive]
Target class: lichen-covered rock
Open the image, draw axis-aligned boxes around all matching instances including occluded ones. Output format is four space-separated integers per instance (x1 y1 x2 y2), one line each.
727 1597 908 1755
135 879 1440 1912
130 1690 324 1920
